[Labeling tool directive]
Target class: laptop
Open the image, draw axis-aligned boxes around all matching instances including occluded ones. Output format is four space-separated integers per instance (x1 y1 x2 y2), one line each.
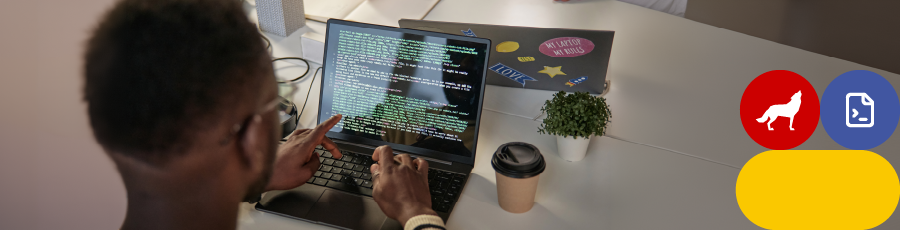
255 19 492 230
399 19 614 94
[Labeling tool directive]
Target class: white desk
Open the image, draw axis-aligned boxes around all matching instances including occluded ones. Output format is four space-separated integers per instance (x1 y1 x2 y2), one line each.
240 0 900 229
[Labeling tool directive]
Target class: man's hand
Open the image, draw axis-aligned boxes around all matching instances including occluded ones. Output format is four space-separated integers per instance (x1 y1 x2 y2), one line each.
265 114 343 191
370 146 437 225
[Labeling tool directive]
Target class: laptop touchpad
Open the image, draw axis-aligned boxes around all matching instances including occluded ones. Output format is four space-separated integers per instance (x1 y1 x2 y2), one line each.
307 190 391 230
257 184 326 219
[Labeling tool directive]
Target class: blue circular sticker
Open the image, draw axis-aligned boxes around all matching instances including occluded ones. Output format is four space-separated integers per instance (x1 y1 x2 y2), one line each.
821 70 900 150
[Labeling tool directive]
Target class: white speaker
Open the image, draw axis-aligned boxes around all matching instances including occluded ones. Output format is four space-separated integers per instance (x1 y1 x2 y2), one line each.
255 0 306 37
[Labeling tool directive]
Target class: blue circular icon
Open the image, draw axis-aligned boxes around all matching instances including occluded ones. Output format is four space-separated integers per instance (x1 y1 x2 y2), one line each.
821 70 900 150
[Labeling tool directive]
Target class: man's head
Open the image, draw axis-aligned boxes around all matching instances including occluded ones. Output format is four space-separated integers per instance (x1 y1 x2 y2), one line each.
84 0 278 202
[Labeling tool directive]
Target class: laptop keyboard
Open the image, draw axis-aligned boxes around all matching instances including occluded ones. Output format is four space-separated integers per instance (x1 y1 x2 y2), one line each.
309 146 465 213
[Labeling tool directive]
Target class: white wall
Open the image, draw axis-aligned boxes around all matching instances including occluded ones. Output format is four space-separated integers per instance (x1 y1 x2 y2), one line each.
0 0 126 229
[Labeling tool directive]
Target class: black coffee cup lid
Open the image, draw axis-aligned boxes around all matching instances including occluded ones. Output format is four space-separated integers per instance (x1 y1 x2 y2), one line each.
491 142 546 178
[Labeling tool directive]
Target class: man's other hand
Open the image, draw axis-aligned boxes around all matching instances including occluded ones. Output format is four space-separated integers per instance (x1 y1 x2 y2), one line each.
265 114 343 191
370 146 437 225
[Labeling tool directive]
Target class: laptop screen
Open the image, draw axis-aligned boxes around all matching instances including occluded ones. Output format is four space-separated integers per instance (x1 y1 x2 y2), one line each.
318 20 490 164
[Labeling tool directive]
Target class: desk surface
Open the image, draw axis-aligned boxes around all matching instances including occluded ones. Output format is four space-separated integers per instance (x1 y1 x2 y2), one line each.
241 0 900 229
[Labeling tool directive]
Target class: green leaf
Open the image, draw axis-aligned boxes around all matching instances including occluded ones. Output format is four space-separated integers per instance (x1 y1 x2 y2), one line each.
537 91 612 138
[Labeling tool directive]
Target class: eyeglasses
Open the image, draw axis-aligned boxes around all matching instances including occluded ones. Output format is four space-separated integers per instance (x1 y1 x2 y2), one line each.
219 83 298 145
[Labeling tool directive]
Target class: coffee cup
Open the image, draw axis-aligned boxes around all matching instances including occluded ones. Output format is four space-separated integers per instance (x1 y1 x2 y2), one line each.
491 142 546 213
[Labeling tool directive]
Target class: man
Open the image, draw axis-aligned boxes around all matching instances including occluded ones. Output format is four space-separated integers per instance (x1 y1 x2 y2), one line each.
82 0 444 229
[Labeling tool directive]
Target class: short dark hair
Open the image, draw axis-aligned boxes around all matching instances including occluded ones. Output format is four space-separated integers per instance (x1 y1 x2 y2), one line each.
84 0 270 163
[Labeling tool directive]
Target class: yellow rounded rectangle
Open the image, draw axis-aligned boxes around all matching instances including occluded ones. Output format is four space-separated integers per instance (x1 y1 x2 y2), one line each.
736 150 899 230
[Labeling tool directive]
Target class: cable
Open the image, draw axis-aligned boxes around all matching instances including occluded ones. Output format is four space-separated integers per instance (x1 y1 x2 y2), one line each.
270 56 317 116
261 35 271 51
297 67 322 118
278 66 321 142
272 57 310 83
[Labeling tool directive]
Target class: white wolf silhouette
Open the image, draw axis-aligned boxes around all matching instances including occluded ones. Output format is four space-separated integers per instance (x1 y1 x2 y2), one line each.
756 90 802 131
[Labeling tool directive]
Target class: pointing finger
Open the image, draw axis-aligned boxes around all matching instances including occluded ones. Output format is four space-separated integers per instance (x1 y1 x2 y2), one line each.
308 114 342 142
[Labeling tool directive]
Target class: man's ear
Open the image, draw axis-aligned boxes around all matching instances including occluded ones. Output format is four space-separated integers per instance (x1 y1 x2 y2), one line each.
237 115 266 173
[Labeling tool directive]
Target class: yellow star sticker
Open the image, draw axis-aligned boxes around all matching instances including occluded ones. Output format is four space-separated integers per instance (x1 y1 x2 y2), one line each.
538 66 566 78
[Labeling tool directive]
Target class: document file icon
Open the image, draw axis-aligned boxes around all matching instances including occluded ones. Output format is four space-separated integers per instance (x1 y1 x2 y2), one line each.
846 93 874 128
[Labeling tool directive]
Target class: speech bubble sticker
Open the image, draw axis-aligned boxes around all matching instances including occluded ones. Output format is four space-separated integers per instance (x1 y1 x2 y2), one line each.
566 76 588 87
539 37 595 57
517 56 535 62
489 63 536 87
462 28 477 37
538 66 566 78
496 41 520 53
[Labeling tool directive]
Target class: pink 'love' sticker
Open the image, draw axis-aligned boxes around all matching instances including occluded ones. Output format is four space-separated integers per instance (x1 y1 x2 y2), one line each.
539 37 595 57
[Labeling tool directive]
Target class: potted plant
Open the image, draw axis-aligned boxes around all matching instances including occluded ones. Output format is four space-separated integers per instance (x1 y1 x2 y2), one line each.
538 91 612 162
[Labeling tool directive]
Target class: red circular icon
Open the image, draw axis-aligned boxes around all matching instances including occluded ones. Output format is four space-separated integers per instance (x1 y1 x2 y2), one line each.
740 70 819 150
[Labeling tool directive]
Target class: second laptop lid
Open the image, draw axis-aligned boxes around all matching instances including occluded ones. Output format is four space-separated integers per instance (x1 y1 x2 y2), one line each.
400 19 614 94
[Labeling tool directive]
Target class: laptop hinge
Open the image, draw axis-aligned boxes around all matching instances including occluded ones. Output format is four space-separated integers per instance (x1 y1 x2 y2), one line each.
333 140 453 166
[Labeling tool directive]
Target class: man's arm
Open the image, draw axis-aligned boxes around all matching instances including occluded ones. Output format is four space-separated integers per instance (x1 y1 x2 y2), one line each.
369 146 446 230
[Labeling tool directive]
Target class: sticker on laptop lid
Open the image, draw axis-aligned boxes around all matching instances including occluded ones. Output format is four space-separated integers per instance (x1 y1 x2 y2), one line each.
496 41 520 53
538 66 566 78
489 63 536 87
540 37 594 57
518 56 535 62
566 76 588 87
462 28 477 37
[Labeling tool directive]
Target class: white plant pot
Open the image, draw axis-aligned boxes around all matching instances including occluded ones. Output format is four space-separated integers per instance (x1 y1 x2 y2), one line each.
556 135 592 162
